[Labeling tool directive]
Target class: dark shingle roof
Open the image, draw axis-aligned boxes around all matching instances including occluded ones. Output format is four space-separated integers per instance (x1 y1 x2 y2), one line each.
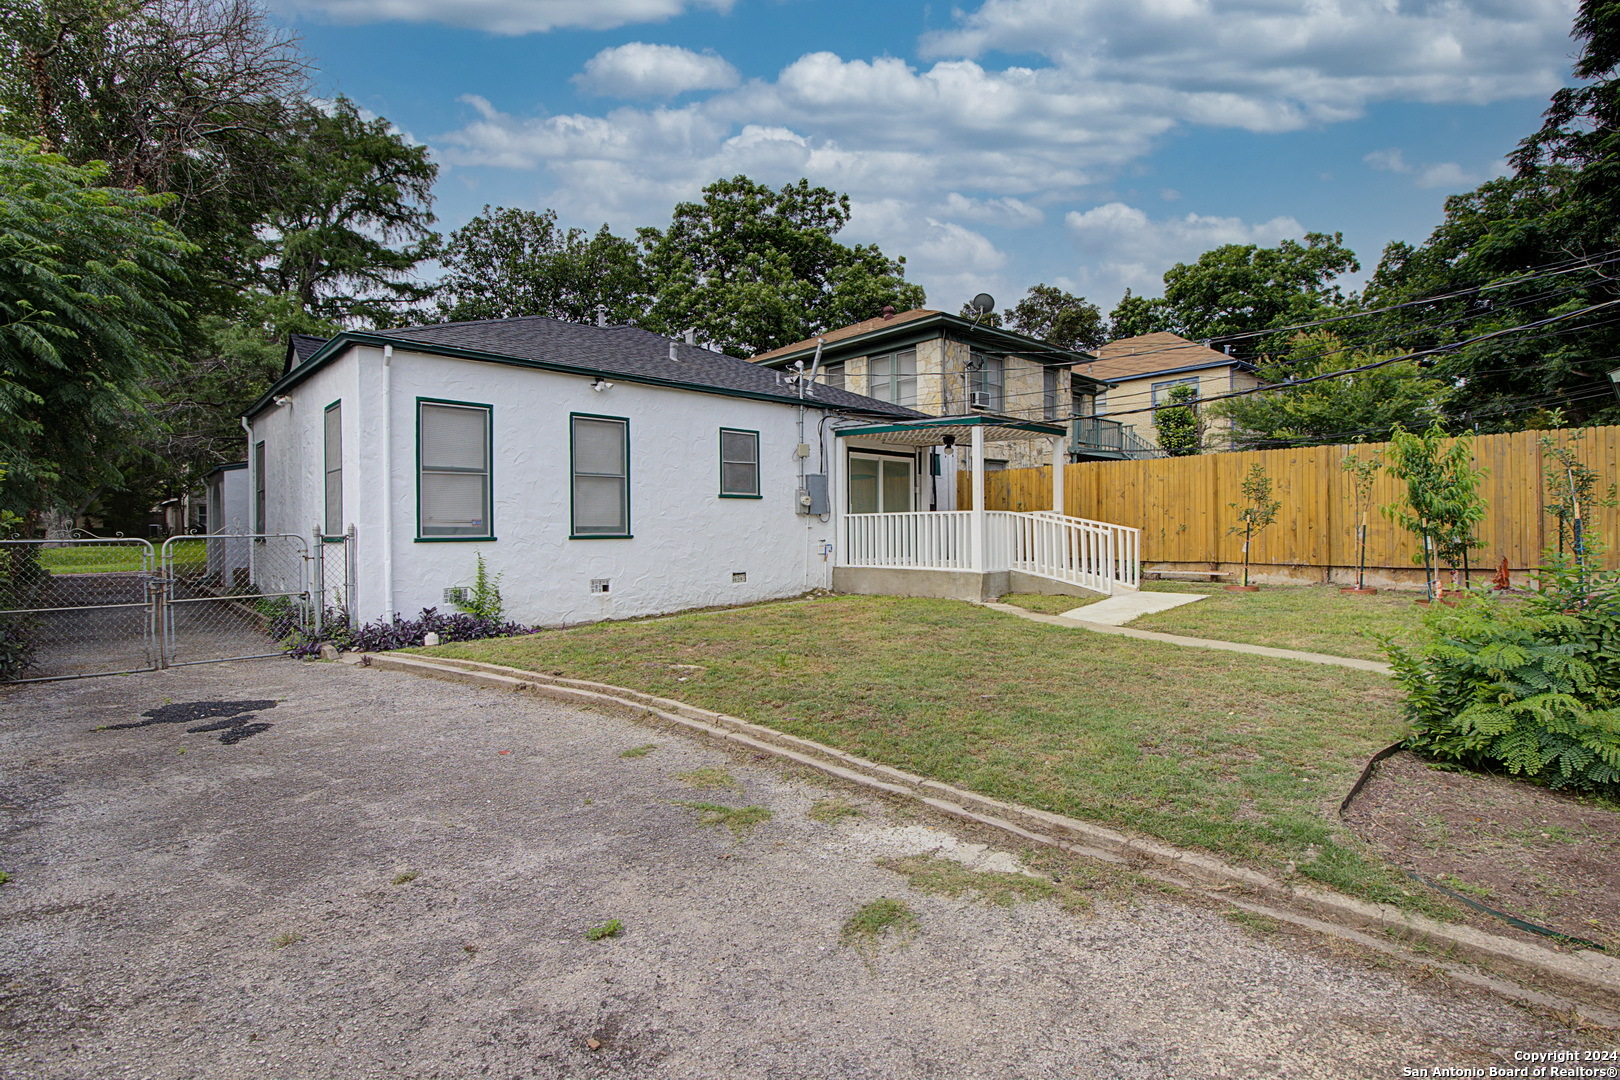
287 333 328 372
261 316 921 419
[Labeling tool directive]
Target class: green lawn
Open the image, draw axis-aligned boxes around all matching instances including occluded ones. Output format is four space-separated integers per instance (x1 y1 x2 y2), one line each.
35 541 206 576
426 594 1441 912
998 592 1103 615
1129 583 1421 661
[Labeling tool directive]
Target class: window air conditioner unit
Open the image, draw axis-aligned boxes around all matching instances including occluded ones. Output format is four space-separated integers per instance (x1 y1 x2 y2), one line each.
969 391 992 410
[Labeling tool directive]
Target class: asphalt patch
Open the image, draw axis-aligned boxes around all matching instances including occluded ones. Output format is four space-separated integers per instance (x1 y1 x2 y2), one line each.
100 700 279 744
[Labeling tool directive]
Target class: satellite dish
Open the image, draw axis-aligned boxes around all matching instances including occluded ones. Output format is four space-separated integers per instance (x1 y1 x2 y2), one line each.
969 293 996 315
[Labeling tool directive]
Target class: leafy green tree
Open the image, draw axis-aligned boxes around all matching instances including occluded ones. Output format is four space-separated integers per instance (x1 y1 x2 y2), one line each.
1153 382 1202 456
0 0 307 246
1208 331 1445 449
1540 424 1617 561
1156 233 1359 357
250 98 438 326
1341 450 1382 591
1107 288 1167 339
435 206 648 325
0 135 193 519
1380 422 1487 600
1229 462 1281 588
1001 284 1106 350
638 175 924 357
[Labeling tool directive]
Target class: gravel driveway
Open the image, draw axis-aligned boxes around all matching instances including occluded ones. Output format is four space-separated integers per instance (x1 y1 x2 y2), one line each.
0 658 1598 1079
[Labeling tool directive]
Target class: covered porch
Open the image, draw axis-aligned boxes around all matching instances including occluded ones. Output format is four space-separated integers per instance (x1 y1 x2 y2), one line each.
832 416 1141 600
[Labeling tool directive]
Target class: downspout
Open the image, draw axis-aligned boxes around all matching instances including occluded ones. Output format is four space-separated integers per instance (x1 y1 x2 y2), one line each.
799 339 822 591
381 345 395 620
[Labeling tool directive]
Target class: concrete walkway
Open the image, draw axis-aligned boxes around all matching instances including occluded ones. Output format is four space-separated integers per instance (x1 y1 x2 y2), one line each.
983 601 1394 674
1059 591 1206 625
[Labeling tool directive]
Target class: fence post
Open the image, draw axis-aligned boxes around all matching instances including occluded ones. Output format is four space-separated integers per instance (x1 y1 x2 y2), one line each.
311 524 325 638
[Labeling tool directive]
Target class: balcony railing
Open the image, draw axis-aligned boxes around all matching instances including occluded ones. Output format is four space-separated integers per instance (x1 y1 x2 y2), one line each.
1070 417 1160 460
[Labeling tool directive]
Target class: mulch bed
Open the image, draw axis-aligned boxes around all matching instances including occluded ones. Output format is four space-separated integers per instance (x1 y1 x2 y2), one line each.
1341 751 1620 952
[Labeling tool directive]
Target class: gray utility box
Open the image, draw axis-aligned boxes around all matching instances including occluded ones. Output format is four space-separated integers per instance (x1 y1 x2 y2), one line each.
799 474 830 515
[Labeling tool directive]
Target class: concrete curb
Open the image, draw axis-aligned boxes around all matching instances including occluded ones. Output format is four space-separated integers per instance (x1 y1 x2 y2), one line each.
979 601 1395 674
357 649 1619 1021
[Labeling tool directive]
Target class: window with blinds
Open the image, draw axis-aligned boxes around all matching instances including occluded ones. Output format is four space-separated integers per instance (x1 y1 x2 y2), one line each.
1043 367 1059 420
719 428 760 497
418 400 492 538
571 414 629 537
970 352 1004 410
324 402 343 536
867 349 917 406
252 441 266 533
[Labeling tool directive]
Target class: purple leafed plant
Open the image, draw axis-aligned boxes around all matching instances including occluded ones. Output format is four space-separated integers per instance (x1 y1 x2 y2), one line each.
284 606 536 658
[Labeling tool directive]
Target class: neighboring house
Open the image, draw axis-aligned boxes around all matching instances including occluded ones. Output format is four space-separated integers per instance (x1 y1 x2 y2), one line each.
1082 332 1261 452
202 461 251 587
244 316 924 627
749 308 1132 468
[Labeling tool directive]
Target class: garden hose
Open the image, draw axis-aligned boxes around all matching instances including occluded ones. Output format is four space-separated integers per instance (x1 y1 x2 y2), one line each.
1338 743 1607 953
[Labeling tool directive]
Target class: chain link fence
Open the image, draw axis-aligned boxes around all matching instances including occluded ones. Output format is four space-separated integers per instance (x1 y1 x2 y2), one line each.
0 536 160 682
160 533 310 667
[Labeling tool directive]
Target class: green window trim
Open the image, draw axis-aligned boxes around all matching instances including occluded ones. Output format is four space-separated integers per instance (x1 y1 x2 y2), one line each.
323 400 343 537
416 397 494 542
570 412 631 539
718 427 761 498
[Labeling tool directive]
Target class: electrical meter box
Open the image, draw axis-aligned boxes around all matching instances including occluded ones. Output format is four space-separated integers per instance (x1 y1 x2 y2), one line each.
800 474 830 515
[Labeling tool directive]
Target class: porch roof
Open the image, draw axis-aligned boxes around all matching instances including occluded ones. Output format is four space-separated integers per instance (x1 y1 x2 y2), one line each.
834 414 1067 445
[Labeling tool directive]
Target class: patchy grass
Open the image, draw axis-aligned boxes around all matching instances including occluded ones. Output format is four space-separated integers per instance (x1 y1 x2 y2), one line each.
808 797 864 824
675 767 741 792
0 871 12 886
434 594 1439 913
391 870 418 885
619 743 658 759
271 932 301 949
1130 582 1421 661
585 919 623 941
675 801 772 838
999 592 1103 616
840 897 918 961
877 854 1090 912
1223 909 1283 935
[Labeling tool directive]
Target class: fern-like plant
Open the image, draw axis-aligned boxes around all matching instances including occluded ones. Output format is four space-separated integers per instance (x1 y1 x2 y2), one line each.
455 553 506 622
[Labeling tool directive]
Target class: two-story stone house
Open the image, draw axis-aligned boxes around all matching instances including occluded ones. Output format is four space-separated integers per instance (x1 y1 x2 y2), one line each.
1083 332 1261 452
749 307 1124 470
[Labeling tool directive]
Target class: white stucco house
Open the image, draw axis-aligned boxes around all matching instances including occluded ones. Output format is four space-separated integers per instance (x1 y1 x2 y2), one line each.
245 316 1140 630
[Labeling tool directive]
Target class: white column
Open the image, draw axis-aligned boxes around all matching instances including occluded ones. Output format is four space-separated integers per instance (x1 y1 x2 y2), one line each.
831 435 849 567
970 423 986 573
1051 434 1067 515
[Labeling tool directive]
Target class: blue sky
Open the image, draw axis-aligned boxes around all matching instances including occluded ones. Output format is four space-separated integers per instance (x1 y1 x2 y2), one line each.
271 0 1581 318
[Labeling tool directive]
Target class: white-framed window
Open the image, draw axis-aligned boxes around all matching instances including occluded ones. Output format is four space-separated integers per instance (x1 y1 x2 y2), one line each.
1151 377 1201 405
819 362 845 391
323 401 342 536
867 350 917 406
1043 367 1060 420
571 414 630 537
720 428 760 498
847 451 914 514
418 399 492 539
970 351 1004 410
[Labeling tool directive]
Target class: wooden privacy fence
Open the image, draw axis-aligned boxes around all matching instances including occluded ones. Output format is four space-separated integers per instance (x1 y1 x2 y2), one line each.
960 426 1620 577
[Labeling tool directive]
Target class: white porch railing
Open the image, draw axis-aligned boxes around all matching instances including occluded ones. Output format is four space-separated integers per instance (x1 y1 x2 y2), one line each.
840 510 1140 593
843 511 974 570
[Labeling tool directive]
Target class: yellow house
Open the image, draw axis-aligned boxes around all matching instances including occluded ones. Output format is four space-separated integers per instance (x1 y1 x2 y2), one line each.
1083 332 1262 452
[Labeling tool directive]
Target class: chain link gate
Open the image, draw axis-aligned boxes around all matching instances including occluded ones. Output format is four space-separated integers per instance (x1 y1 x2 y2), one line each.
158 533 312 667
1 531 324 683
0 535 161 682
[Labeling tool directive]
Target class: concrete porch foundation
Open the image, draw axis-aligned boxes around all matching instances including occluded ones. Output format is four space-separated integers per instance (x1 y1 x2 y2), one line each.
833 566 1104 603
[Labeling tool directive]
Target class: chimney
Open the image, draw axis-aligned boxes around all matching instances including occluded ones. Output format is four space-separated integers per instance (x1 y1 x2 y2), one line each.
684 328 696 345
881 305 896 320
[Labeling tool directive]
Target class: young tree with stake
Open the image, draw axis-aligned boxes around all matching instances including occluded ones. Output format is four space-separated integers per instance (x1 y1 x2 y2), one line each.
1229 463 1280 588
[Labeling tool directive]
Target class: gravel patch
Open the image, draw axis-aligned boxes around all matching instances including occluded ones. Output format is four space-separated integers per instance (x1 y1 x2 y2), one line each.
0 658 1602 1079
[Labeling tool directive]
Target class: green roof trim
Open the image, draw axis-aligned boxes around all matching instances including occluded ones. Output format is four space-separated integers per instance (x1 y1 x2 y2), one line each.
835 415 1068 438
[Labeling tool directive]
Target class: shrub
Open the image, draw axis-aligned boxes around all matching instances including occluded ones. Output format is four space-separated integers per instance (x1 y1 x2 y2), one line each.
454 553 505 622
0 617 34 681
1388 563 1620 793
284 606 534 658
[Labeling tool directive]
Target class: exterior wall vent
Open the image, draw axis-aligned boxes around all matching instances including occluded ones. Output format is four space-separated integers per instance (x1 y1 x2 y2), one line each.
443 586 470 605
590 578 610 594
731 571 746 583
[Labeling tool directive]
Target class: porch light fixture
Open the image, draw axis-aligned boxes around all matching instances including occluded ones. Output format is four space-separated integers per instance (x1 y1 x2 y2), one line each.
591 378 614 393
1609 366 1620 402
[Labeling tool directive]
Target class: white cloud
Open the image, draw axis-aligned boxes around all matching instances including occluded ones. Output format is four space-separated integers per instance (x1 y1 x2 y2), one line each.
575 43 739 98
924 0 1577 127
1063 202 1307 300
938 193 1045 227
277 0 734 35
1364 147 1508 189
